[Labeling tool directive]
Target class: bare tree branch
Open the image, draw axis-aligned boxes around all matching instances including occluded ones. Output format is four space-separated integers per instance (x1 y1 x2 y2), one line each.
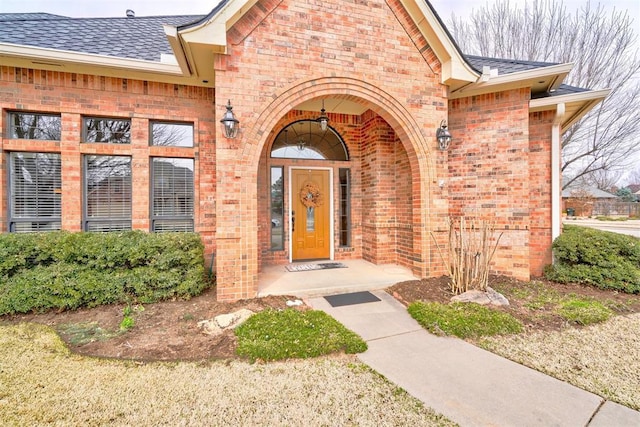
448 0 640 189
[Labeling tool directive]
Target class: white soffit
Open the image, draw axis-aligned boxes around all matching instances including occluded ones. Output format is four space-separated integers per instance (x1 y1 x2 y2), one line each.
449 63 573 99
530 89 610 131
164 0 260 84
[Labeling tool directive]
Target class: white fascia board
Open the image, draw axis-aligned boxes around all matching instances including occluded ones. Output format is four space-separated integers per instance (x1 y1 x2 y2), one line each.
163 24 193 76
0 42 183 75
178 0 260 49
529 88 610 111
400 0 478 84
451 63 574 98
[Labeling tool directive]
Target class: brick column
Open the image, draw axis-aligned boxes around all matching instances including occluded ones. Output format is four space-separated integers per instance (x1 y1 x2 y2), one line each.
215 112 259 301
131 118 150 231
60 113 82 231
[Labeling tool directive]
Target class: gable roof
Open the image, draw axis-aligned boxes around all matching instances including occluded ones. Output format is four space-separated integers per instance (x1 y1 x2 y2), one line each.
163 0 480 89
0 2 607 126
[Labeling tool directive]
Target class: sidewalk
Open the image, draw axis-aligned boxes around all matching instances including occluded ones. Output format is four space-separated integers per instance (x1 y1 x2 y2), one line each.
308 290 640 427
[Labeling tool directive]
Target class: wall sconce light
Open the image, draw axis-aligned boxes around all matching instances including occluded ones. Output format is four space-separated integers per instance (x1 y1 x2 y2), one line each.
316 99 329 132
220 99 239 139
436 119 452 151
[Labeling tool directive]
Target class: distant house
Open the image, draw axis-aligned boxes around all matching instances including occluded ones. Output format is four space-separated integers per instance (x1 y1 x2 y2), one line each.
563 185 629 217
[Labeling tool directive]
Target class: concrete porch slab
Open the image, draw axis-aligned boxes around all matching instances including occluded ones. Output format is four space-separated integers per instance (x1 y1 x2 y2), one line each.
257 259 417 298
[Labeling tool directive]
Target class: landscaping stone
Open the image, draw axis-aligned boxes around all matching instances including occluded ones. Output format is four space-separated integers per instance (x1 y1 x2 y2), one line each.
451 287 509 307
486 287 510 306
198 309 255 336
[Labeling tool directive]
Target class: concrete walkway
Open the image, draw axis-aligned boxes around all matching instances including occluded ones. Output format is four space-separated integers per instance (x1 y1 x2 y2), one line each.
308 290 640 427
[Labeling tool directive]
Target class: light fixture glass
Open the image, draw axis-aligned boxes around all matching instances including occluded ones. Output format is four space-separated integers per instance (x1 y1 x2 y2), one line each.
436 119 452 151
220 99 239 139
317 99 329 132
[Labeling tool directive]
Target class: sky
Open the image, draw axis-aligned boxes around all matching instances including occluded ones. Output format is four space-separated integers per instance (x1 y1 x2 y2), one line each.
0 0 638 21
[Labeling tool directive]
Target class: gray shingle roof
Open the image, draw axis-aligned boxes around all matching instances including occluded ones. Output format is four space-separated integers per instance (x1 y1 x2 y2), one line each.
0 10 581 95
532 84 589 99
465 55 559 74
0 14 203 62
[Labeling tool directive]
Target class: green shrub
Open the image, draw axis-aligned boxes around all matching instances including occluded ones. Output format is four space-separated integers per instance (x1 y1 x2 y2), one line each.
555 298 613 325
0 231 207 315
235 309 367 361
407 301 523 339
545 225 640 293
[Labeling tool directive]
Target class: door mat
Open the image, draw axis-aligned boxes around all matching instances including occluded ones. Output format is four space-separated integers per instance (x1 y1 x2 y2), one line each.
285 262 347 272
324 291 381 307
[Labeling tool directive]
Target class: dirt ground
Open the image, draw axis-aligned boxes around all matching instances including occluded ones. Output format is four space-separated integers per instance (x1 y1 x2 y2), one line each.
3 276 639 362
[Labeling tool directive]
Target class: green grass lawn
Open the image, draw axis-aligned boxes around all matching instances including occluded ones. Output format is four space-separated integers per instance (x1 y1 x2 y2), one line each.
235 308 367 361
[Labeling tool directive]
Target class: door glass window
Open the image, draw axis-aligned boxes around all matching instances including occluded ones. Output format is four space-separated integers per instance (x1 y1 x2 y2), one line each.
306 207 315 231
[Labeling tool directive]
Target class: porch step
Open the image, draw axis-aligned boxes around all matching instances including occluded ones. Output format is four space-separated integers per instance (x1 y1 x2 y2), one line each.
257 260 417 298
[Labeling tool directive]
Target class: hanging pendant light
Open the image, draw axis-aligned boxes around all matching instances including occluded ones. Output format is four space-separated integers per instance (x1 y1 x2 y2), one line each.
316 99 329 132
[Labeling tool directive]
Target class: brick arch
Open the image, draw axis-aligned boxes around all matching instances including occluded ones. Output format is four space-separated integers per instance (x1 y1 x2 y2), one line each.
245 76 436 187
246 76 440 278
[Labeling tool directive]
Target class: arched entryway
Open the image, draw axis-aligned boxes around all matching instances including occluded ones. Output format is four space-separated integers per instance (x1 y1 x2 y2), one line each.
215 77 447 300
256 96 423 294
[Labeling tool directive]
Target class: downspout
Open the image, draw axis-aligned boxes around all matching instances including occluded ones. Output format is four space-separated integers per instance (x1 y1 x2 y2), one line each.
551 103 565 242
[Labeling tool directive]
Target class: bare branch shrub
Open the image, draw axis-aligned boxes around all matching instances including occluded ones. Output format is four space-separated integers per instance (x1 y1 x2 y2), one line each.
432 218 504 295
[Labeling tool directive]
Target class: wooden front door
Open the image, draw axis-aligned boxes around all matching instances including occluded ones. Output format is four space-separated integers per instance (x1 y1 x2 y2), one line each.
292 169 331 260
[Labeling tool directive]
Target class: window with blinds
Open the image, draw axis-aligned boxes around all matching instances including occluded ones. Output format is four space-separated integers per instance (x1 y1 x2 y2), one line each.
8 112 61 140
83 117 131 144
151 158 194 232
84 155 132 232
9 152 62 232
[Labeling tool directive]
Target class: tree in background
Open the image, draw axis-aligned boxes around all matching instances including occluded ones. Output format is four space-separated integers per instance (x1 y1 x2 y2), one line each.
616 187 638 202
448 0 640 190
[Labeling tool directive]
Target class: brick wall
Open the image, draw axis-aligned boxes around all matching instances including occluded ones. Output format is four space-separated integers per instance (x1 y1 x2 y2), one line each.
0 67 217 258
360 112 413 267
529 110 555 276
448 89 533 280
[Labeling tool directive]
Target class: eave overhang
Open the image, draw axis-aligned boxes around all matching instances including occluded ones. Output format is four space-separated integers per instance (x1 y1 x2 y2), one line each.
0 42 209 87
449 62 573 100
530 88 610 132
399 0 479 90
164 0 259 86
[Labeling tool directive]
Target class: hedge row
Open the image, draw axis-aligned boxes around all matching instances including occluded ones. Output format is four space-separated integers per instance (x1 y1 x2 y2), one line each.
545 225 640 293
0 231 208 315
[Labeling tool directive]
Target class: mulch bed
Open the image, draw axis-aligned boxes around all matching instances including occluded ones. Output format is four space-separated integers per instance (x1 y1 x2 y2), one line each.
3 275 639 361
388 275 640 332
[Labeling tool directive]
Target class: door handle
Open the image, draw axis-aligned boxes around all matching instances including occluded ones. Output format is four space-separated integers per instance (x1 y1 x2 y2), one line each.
292 211 295 232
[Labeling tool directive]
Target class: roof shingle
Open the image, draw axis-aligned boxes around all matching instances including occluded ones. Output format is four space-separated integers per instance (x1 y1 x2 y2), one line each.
0 14 203 62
